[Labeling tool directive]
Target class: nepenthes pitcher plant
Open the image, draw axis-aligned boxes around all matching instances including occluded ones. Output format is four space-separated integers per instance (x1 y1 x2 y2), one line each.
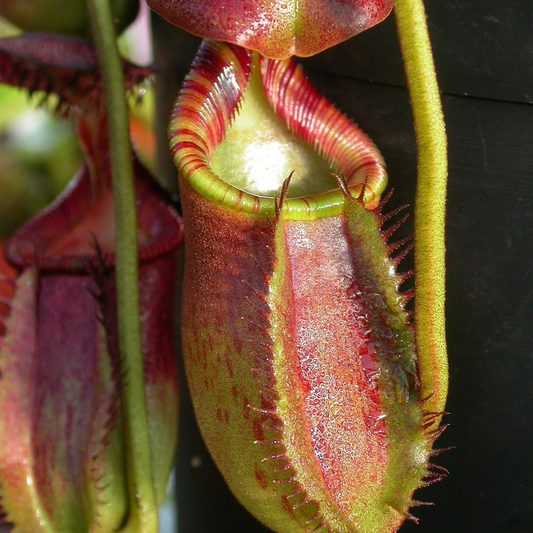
0 1 448 532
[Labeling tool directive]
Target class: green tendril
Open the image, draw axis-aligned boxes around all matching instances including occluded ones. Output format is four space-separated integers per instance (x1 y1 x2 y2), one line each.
394 0 448 417
87 0 158 531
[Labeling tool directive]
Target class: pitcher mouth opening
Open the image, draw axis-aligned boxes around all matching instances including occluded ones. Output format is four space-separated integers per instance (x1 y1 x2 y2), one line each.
170 40 388 221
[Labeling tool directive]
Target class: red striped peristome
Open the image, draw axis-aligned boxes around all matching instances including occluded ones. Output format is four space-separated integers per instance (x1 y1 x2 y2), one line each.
0 37 183 532
171 39 387 212
172 40 448 533
171 41 251 180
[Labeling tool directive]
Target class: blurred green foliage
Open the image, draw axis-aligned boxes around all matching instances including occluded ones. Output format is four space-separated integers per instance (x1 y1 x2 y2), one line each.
0 15 81 238
0 87 81 238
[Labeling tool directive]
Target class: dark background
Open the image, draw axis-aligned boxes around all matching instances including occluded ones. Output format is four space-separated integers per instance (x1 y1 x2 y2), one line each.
152 1 533 532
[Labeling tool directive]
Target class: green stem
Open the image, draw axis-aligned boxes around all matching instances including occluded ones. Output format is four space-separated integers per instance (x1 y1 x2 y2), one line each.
393 0 448 416
87 1 158 531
